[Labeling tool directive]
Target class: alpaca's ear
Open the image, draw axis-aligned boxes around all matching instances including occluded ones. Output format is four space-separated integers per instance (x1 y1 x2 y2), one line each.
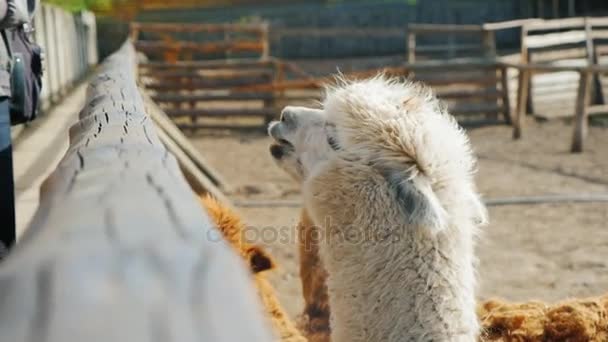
467 191 488 226
246 246 275 273
388 173 448 234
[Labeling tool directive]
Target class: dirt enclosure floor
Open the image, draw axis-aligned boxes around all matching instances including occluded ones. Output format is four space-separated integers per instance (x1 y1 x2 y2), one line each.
191 117 608 320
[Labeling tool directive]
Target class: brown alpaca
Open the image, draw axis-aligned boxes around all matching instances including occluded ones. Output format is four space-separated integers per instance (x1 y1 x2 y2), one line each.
200 195 306 342
478 295 608 341
297 209 331 342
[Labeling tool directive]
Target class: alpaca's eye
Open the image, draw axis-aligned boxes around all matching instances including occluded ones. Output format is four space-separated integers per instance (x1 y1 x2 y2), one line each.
325 122 339 150
327 135 340 151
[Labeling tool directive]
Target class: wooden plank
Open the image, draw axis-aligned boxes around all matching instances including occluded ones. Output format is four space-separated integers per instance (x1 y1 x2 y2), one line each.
143 74 272 85
416 74 498 86
482 30 497 58
449 102 502 115
585 19 596 60
530 48 588 63
0 41 273 342
234 66 409 92
458 117 505 127
499 65 512 124
590 30 608 40
435 88 502 100
260 22 269 59
131 22 266 34
404 58 498 70
234 79 323 92
524 30 587 49
143 90 228 188
129 22 140 41
166 107 277 118
587 17 608 26
134 41 265 55
587 104 608 115
138 59 275 70
530 68 580 119
407 31 416 62
152 92 274 103
482 19 542 31
571 71 592 152
408 23 484 33
280 60 314 79
143 76 273 90
272 61 286 121
282 95 322 102
595 45 608 56
520 24 529 64
139 69 273 79
533 105 576 119
530 89 578 99
500 61 608 73
525 17 586 32
513 69 530 139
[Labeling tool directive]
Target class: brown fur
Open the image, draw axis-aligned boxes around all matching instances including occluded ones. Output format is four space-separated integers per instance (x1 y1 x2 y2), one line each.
478 295 608 341
295 208 608 342
297 209 331 342
200 195 306 342
201 195 275 274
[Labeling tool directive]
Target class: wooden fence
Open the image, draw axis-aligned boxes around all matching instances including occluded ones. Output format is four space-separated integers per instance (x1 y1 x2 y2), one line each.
130 22 269 62
507 62 608 152
32 4 98 111
138 56 315 131
520 17 608 119
0 41 273 341
132 17 607 150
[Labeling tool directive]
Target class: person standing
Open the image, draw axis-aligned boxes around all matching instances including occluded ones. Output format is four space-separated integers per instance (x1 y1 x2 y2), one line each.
0 0 42 255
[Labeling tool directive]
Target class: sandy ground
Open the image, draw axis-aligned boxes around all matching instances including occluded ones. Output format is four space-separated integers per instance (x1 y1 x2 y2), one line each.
191 117 608 320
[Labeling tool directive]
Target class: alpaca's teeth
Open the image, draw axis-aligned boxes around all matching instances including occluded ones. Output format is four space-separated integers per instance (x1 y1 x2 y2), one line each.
278 138 292 147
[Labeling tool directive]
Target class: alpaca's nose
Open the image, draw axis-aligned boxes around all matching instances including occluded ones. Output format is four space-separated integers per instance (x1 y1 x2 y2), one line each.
268 121 283 140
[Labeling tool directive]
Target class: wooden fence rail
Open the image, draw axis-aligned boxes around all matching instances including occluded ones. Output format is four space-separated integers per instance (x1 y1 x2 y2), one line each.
130 22 269 62
407 23 497 62
0 41 273 342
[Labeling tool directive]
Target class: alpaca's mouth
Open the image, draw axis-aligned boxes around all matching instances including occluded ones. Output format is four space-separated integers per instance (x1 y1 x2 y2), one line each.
268 121 295 159
270 139 294 160
276 138 292 147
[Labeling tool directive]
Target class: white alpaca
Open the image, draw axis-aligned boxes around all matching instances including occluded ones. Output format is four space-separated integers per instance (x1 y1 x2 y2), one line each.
268 76 487 342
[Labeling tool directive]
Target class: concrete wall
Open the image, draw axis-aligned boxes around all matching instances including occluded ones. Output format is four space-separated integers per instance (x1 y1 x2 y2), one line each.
32 4 98 111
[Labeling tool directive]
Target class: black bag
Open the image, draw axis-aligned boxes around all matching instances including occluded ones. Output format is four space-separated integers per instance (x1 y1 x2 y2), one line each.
3 22 43 125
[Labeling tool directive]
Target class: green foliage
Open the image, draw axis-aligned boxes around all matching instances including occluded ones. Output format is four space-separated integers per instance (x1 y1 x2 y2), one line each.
43 0 113 12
